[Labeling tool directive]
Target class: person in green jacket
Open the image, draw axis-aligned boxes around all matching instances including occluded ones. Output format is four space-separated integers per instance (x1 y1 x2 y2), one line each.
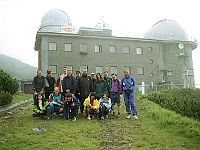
94 73 107 100
32 92 51 119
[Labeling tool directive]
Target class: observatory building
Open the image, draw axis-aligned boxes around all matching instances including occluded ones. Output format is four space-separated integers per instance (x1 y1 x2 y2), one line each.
34 9 198 88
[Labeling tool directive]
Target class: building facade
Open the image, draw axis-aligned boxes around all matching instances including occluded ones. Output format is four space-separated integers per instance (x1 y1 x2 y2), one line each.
34 9 198 88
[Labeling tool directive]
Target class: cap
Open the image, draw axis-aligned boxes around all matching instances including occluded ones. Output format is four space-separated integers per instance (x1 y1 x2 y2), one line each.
47 69 51 74
91 73 95 75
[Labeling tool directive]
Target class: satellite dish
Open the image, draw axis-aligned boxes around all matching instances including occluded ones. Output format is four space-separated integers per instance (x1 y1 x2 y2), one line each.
178 43 184 49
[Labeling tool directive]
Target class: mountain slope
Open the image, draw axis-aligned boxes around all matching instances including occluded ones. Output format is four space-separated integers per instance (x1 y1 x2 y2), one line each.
0 54 37 80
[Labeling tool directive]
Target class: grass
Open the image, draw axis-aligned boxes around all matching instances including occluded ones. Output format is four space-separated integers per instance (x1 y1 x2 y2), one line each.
11 93 32 104
0 93 199 150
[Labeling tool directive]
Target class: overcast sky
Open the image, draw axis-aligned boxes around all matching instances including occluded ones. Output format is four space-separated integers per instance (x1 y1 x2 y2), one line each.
0 0 199 85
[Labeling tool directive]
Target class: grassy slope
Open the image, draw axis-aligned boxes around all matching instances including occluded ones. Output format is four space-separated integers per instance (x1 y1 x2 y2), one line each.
0 94 199 150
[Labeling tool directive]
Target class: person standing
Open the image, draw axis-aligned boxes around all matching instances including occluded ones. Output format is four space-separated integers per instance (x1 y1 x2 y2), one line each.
77 68 93 113
121 69 139 119
103 70 111 96
75 71 81 100
33 70 45 104
90 72 96 92
110 73 122 118
60 67 67 95
44 69 56 99
94 73 107 100
62 69 76 95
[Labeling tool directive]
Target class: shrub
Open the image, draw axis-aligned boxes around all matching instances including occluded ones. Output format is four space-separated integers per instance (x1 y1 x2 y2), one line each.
141 88 200 120
0 91 13 106
0 70 19 95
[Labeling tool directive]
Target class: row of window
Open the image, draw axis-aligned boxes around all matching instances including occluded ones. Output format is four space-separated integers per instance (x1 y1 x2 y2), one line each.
49 42 153 54
48 65 146 76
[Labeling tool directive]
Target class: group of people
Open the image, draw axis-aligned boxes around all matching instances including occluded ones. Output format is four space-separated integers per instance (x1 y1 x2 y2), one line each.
32 67 139 121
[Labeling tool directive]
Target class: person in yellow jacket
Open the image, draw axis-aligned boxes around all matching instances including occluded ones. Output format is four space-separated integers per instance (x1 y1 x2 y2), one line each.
83 92 99 119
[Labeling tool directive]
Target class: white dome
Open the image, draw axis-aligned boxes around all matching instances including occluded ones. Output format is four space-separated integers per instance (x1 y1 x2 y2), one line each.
39 9 72 32
144 19 188 41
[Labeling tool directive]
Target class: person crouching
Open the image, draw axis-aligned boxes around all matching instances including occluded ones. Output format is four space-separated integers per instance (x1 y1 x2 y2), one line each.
63 93 78 121
99 92 112 120
83 92 100 120
32 92 51 119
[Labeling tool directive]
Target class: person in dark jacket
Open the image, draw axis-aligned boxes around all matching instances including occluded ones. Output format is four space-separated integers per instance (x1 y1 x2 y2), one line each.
94 73 107 100
62 69 76 95
77 68 93 113
32 92 51 119
63 93 79 121
33 70 45 104
44 69 56 99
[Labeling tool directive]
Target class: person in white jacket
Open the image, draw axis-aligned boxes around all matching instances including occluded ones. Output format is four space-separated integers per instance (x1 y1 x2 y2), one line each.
99 92 112 120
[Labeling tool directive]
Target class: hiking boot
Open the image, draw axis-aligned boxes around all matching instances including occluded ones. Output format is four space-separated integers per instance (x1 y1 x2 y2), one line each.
72 117 76 121
126 114 131 119
101 116 104 120
106 115 108 119
133 115 139 119
46 117 50 120
116 114 120 118
87 115 91 120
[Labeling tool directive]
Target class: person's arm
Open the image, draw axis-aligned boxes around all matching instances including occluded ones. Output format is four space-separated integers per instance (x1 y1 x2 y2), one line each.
93 100 100 109
33 105 40 113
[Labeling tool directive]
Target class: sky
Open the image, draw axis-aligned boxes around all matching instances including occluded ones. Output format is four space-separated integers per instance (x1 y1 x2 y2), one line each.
0 0 199 86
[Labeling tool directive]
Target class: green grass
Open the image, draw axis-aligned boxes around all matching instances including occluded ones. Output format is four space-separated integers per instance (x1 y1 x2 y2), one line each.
11 93 32 104
0 93 199 150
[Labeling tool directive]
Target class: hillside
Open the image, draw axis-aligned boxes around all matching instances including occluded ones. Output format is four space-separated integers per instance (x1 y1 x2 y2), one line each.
0 54 37 80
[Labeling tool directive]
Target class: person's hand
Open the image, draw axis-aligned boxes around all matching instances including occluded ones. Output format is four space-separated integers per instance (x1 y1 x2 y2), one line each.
78 93 80 95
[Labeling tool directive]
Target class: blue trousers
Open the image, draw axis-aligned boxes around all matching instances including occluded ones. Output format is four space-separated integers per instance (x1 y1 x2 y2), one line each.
123 91 137 115
50 103 63 115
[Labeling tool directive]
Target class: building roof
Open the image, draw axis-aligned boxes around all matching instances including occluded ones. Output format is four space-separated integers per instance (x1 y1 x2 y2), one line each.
38 9 72 32
144 19 188 41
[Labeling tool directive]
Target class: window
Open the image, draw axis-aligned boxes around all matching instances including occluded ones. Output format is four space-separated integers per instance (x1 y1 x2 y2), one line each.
109 45 116 53
96 66 103 74
123 46 130 54
148 47 153 52
149 59 153 64
65 65 73 71
110 66 117 74
80 44 87 53
149 73 154 78
48 65 57 74
138 67 144 75
95 45 102 53
80 66 88 72
136 47 143 55
124 66 131 73
49 43 57 51
64 43 72 51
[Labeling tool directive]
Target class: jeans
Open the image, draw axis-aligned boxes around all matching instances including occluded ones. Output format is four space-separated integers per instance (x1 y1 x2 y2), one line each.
49 103 63 115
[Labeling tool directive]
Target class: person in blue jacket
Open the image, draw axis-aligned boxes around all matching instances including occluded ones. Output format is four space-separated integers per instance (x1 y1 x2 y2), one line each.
121 69 139 119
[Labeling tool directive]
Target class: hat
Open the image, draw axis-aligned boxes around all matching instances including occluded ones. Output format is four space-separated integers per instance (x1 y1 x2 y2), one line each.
47 69 51 74
91 73 95 75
